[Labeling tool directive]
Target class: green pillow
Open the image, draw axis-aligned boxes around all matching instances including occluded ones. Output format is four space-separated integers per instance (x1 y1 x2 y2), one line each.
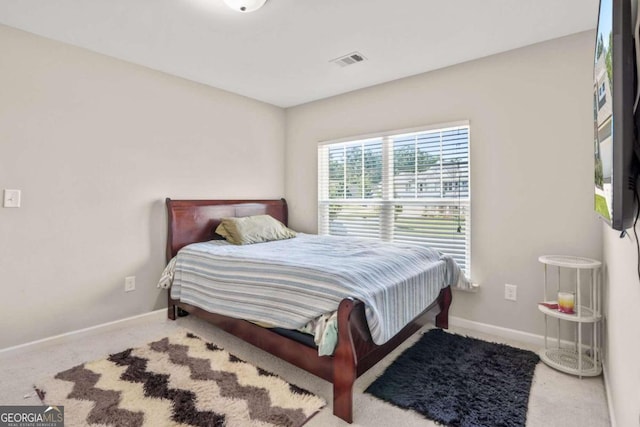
215 215 297 245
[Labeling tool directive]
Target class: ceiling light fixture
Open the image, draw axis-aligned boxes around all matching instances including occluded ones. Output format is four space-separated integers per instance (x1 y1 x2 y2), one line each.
223 0 267 13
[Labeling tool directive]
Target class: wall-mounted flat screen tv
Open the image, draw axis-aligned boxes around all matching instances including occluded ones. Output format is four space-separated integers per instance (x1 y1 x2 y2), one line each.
593 0 638 231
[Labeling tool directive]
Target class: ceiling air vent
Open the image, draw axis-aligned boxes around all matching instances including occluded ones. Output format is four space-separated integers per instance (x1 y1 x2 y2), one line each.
331 52 367 67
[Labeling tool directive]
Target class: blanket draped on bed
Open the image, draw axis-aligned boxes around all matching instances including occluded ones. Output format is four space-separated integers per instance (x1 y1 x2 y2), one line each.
168 234 463 347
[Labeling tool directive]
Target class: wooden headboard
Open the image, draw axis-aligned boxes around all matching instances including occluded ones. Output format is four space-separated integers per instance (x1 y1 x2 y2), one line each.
165 198 289 262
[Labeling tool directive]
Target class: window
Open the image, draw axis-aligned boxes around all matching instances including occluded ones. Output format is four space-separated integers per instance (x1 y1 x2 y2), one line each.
598 82 606 101
597 81 607 109
318 123 470 274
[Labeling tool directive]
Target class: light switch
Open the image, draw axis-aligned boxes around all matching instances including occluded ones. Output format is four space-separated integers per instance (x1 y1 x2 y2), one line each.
3 189 21 208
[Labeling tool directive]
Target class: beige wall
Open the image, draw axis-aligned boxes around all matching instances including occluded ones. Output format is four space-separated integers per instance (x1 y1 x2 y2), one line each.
603 0 640 423
0 24 285 349
602 223 640 426
285 31 602 337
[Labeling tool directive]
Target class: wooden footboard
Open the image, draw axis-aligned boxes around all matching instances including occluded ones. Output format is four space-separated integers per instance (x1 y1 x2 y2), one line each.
331 286 451 422
333 299 358 423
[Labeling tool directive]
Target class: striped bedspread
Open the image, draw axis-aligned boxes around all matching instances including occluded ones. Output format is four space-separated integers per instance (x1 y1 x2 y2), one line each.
170 233 462 346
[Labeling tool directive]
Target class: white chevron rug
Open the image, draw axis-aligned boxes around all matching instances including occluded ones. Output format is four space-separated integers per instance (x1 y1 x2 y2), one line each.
35 330 325 427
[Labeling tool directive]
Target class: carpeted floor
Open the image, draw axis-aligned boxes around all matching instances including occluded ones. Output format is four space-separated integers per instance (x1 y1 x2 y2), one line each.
365 329 539 427
35 330 325 427
0 314 610 426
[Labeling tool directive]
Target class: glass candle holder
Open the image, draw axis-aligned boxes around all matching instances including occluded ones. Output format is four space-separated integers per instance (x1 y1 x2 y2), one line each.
558 292 575 314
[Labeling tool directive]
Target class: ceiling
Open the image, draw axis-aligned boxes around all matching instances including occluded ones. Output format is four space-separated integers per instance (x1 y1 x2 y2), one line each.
0 0 598 108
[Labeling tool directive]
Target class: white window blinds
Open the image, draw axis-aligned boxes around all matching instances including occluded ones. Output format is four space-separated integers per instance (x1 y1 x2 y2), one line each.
318 123 470 274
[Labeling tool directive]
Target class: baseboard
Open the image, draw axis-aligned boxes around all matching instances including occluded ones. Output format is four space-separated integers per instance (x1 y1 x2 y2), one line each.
0 309 166 357
425 311 544 346
602 365 617 427
448 316 546 347
448 315 607 359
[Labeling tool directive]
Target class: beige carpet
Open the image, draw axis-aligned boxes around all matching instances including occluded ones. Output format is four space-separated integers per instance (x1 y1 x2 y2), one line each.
35 330 325 427
0 313 610 426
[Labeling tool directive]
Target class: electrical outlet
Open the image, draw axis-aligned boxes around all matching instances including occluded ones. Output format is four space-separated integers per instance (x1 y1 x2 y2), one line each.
505 284 517 301
125 276 136 292
3 189 21 208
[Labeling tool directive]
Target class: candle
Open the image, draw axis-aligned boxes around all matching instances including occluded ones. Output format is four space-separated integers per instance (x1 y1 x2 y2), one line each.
558 292 575 314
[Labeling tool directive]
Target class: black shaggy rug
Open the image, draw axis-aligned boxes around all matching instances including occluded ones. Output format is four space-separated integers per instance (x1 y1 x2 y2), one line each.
365 329 539 427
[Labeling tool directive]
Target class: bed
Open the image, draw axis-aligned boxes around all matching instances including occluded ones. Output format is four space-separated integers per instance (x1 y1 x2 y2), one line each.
164 198 453 423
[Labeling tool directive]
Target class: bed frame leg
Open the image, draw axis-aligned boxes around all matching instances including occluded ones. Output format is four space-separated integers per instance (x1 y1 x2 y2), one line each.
333 372 354 424
435 286 452 329
168 294 176 321
333 298 357 423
